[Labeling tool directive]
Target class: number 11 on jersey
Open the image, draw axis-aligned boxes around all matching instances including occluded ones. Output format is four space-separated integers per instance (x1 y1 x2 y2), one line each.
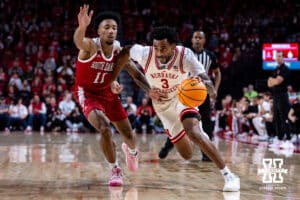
93 72 107 84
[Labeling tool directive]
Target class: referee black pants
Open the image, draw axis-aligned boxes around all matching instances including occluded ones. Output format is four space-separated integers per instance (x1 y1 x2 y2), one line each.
272 93 291 140
198 94 214 140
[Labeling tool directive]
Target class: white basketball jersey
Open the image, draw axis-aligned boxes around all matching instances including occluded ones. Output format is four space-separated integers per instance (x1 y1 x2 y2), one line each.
144 46 188 101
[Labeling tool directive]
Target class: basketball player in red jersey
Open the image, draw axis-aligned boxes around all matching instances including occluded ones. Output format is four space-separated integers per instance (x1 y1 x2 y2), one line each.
73 5 164 186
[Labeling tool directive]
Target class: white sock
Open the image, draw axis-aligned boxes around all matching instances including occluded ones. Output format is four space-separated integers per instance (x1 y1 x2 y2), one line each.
109 160 119 169
220 166 231 176
128 147 137 155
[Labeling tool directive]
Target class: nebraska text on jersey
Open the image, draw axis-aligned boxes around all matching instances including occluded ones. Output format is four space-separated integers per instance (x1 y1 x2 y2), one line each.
150 71 179 79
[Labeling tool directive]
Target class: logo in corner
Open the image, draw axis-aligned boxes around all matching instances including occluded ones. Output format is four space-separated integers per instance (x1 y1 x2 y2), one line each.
257 158 288 183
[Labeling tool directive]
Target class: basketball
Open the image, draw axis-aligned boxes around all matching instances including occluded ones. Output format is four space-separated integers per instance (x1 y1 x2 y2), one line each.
177 78 207 107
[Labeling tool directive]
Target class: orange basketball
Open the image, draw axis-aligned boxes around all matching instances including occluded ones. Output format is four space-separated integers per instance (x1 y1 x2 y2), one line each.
177 78 207 107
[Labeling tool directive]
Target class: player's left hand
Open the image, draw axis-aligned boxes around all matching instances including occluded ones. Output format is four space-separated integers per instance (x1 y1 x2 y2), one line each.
110 81 123 94
191 76 203 82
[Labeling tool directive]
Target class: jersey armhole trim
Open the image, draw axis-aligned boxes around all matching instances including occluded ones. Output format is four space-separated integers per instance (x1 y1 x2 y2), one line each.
77 53 97 63
179 47 185 74
144 47 153 73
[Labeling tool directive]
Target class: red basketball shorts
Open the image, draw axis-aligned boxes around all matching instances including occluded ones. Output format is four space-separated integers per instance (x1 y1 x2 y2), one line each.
73 85 127 122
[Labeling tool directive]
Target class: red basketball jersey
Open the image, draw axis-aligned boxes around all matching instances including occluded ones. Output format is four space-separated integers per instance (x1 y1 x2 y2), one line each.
75 39 121 100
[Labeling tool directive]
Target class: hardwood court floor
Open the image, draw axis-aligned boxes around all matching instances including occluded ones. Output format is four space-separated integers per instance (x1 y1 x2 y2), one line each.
0 132 299 200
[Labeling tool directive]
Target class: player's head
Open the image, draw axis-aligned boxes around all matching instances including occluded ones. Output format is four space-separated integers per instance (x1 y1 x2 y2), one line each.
191 31 206 51
94 11 120 45
150 26 178 64
275 51 284 65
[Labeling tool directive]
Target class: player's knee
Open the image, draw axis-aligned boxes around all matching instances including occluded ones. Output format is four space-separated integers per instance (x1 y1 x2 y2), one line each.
186 130 205 144
99 126 112 139
185 126 198 138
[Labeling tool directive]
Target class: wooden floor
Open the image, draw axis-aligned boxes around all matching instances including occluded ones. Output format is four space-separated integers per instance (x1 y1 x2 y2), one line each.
0 132 299 200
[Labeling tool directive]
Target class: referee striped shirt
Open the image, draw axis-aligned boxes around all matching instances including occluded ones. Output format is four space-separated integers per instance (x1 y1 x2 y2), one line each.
193 49 218 74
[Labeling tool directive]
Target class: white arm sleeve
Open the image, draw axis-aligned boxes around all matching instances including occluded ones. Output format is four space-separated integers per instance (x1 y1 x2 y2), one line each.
183 48 206 76
129 44 150 70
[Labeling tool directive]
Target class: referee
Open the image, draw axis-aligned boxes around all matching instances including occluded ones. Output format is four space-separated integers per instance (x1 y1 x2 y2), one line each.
159 31 221 160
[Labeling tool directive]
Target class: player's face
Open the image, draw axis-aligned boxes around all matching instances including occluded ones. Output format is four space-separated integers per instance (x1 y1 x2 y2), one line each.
98 19 118 45
276 52 284 65
191 32 205 49
153 39 176 64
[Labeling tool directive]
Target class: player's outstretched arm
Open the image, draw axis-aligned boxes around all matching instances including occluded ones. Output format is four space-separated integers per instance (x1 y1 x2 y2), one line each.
110 46 131 94
73 4 94 51
124 60 151 93
111 46 131 83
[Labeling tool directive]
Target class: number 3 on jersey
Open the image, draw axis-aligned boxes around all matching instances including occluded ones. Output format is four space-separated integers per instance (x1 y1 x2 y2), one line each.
93 72 107 84
161 79 169 88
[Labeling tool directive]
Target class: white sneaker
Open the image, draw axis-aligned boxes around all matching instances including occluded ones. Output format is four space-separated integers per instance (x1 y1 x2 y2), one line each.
279 141 295 150
223 173 240 192
268 139 282 148
223 191 240 200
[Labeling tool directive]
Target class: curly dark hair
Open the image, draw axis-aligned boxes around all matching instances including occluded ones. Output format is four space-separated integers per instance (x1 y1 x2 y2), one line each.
94 11 121 29
150 26 179 44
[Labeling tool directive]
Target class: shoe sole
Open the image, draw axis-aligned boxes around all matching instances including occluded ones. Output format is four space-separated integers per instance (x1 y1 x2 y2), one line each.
223 188 240 192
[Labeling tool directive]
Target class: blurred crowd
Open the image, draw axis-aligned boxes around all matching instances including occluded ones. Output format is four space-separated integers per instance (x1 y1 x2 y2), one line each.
214 84 300 144
0 0 300 134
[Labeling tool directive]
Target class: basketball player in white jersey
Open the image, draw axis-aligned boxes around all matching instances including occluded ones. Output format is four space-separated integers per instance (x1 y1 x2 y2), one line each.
110 26 240 192
159 30 222 161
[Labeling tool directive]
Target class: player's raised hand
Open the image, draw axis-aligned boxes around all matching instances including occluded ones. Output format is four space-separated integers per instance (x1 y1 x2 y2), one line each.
77 4 94 28
110 81 123 94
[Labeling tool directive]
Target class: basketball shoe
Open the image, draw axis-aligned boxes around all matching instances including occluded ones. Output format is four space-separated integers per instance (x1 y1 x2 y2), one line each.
109 166 123 186
158 138 174 159
223 173 240 192
122 143 138 172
